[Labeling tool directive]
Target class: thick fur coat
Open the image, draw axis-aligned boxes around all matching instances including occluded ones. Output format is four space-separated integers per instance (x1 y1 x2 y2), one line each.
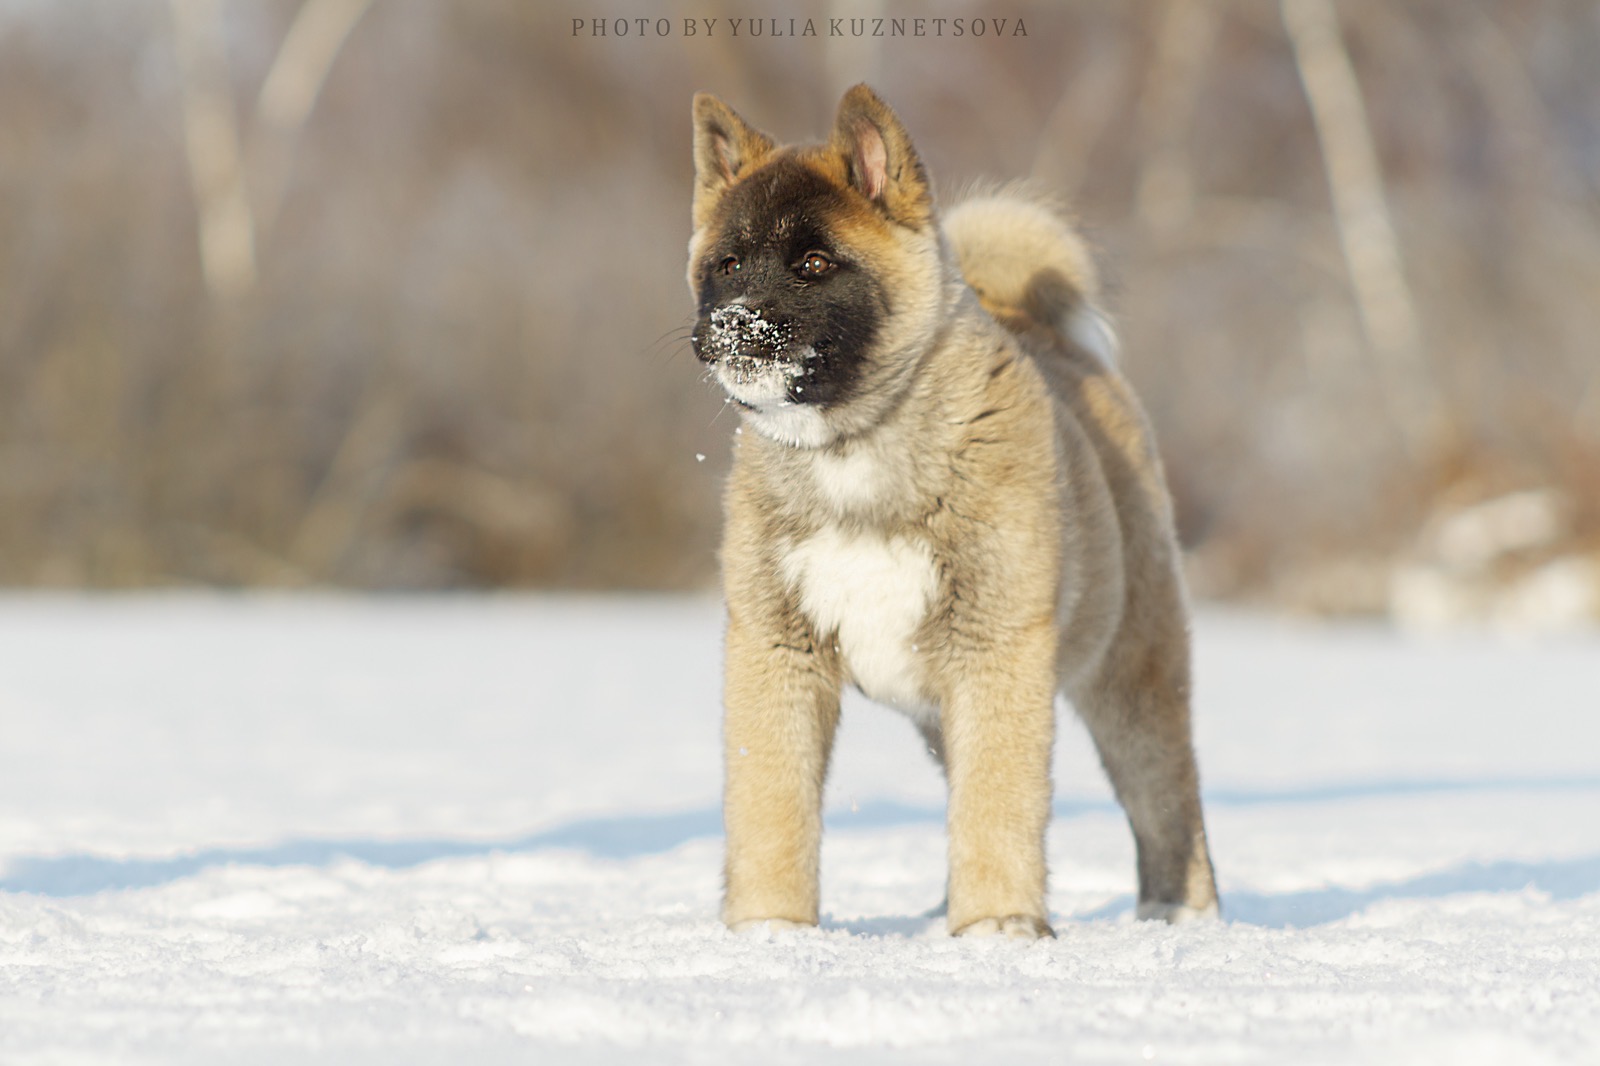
687 85 1217 937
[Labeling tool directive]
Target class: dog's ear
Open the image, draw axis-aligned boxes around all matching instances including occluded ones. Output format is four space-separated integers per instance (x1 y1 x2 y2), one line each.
692 93 775 224
831 84 932 228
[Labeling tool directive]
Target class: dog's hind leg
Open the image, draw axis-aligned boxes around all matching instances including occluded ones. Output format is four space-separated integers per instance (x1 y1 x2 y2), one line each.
1068 615 1218 922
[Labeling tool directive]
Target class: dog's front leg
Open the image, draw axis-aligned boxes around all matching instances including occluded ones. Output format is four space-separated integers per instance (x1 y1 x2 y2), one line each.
941 619 1057 939
720 617 842 931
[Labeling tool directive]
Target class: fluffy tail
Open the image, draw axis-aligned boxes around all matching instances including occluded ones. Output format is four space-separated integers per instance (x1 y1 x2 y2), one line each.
941 190 1118 367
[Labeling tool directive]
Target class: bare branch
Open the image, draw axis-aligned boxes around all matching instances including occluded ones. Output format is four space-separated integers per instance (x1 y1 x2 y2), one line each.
1135 0 1217 234
168 0 256 300
1281 0 1436 453
250 0 375 240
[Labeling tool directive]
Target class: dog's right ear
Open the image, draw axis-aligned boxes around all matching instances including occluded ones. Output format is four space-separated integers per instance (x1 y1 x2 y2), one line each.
692 93 775 225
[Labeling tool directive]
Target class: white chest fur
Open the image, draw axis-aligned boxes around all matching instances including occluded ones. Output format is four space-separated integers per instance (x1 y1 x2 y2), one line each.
780 527 939 714
808 447 886 512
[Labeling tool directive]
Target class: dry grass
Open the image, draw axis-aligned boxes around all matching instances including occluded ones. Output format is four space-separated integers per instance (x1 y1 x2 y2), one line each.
1 0 1597 609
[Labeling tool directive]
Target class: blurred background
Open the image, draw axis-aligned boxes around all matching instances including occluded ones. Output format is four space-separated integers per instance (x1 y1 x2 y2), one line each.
1 0 1596 627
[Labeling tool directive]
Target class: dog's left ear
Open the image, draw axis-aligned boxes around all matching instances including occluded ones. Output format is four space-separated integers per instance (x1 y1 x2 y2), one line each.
831 84 932 228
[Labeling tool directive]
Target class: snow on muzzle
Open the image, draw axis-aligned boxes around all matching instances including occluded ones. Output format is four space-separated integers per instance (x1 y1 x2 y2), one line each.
697 303 820 406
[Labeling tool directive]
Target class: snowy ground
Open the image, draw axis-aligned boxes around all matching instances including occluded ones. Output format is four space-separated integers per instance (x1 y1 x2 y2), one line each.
1 596 1597 1064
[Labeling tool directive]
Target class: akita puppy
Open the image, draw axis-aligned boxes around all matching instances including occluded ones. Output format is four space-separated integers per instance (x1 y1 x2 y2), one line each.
687 84 1218 938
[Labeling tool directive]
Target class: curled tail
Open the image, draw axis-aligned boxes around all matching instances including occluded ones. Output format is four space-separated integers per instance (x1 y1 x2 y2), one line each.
941 190 1118 367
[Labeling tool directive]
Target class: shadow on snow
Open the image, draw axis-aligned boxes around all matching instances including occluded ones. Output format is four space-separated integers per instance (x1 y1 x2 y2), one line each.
1078 854 1600 929
3 775 1598 928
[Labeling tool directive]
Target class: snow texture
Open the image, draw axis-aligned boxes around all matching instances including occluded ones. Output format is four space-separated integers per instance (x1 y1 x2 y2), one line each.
0 596 1597 1064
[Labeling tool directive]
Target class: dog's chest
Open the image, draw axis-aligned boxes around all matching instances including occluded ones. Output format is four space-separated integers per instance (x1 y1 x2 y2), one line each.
780 525 938 714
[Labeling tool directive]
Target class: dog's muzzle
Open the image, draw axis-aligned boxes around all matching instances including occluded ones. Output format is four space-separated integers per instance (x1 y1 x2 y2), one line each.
694 303 821 410
695 303 796 365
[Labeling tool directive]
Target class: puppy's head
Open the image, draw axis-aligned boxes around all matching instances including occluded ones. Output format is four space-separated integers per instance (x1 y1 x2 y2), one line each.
686 85 945 449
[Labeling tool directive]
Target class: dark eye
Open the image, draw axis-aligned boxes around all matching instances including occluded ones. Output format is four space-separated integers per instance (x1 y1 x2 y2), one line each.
719 256 741 275
799 251 835 277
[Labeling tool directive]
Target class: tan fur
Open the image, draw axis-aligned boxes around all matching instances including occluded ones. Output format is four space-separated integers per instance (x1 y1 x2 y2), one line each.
691 86 1218 937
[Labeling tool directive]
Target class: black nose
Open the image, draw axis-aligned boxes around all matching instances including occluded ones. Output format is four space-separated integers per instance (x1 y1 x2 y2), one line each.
699 302 796 364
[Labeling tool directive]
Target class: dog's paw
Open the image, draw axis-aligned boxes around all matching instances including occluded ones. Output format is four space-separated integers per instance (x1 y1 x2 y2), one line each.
952 914 1055 940
1136 900 1220 924
727 917 816 935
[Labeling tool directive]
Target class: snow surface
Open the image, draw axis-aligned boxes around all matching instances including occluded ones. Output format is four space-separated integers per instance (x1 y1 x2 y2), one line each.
1 595 1597 1064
